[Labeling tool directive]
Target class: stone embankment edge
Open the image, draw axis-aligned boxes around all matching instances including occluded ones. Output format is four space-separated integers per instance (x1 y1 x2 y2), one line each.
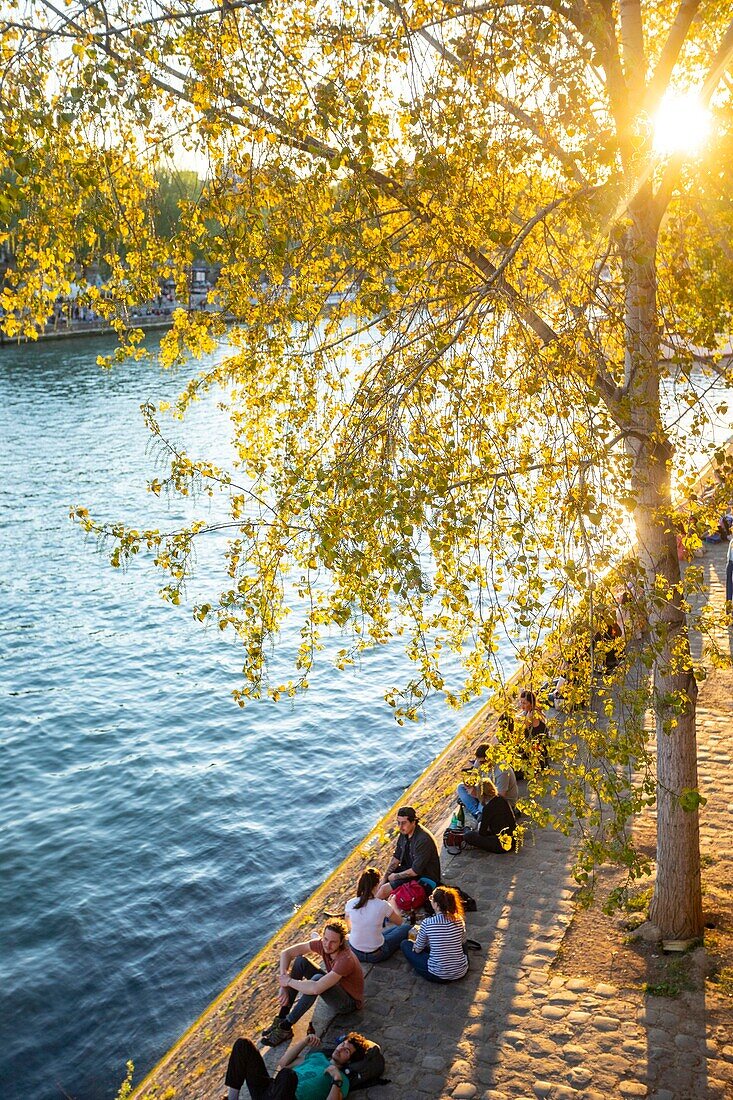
129 678 519 1100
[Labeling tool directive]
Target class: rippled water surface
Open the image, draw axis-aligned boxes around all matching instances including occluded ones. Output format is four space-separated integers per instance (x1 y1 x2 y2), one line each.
0 336 488 1100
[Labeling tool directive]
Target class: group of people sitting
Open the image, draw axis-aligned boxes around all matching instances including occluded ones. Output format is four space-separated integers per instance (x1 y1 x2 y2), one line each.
222 807 466 1100
223 691 545 1100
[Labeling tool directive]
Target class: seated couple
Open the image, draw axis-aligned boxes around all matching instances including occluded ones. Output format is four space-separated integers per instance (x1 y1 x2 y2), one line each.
457 742 518 817
346 877 471 985
224 1031 369 1100
462 778 517 853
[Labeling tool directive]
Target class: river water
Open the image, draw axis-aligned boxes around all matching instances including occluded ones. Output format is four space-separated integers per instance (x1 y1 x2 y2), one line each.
0 336 494 1100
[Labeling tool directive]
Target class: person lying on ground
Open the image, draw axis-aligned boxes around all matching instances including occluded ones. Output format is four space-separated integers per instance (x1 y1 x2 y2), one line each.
224 1031 368 1100
400 885 469 983
377 806 441 898
261 921 364 1048
464 779 517 854
345 866 409 963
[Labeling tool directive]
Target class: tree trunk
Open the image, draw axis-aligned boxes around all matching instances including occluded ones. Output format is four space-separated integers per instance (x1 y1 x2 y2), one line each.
633 444 703 939
623 200 703 940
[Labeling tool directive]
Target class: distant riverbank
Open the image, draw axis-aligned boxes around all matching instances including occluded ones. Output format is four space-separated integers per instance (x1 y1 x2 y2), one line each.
0 315 174 346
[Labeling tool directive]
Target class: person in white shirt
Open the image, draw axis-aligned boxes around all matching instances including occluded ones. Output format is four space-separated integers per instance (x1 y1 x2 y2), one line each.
345 867 409 963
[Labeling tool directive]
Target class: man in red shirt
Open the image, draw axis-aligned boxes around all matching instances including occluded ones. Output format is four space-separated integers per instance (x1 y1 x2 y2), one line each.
262 920 364 1047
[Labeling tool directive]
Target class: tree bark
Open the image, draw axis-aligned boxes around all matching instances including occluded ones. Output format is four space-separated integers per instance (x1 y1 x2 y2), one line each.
622 199 703 940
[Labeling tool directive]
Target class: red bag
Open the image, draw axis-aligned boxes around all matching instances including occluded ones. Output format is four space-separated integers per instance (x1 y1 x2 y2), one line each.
392 880 428 913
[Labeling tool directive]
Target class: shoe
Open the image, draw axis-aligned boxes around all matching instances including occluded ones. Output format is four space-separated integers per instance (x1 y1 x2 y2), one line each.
261 1015 291 1044
261 1019 293 1047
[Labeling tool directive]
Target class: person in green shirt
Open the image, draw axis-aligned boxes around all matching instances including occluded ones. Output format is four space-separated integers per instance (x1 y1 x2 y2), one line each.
224 1031 367 1100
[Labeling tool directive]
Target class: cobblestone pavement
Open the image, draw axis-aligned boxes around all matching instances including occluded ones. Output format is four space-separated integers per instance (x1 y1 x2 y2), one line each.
326 540 733 1100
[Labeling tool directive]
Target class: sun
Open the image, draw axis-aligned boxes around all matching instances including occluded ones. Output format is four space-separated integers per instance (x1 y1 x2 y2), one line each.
653 91 711 158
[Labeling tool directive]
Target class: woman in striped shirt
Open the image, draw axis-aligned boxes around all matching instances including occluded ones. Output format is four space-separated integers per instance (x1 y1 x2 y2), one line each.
400 886 468 983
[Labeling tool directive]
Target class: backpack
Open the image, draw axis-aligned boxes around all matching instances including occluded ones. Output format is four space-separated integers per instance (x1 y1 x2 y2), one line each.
324 1038 387 1091
454 885 478 912
392 880 428 913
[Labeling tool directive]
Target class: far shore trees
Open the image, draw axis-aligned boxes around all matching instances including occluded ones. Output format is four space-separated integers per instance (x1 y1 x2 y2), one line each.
2 1 732 939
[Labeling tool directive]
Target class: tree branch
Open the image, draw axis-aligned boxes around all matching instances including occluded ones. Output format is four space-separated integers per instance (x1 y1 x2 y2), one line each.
66 10 560 344
660 337 733 376
691 193 733 264
592 358 626 425
590 0 629 120
700 16 733 103
378 0 587 186
444 457 565 492
647 0 701 111
32 0 267 38
654 17 733 218
619 0 646 99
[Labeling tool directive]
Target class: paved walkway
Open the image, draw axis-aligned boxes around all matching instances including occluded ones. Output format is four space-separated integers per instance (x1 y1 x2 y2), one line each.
134 540 732 1100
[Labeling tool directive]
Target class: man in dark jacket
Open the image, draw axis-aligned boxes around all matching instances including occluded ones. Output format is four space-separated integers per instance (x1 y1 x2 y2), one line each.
378 806 441 894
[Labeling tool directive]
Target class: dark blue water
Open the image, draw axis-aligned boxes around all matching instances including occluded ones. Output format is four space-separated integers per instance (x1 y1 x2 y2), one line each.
0 336 484 1100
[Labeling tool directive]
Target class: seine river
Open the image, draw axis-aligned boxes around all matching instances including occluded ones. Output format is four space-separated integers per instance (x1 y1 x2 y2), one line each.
0 335 493 1099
